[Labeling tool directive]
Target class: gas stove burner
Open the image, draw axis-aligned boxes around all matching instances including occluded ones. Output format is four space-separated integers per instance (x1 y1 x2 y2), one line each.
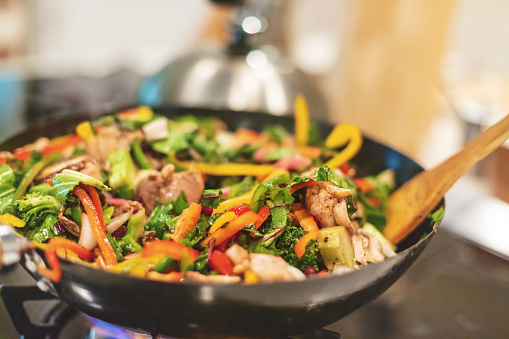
1 284 341 339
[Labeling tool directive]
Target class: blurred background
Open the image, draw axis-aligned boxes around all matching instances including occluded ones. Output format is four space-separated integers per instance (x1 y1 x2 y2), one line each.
0 0 508 338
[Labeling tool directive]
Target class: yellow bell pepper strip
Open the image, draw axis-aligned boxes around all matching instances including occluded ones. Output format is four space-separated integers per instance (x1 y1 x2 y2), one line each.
295 230 319 259
294 94 310 147
291 203 319 232
75 121 94 141
0 213 26 228
142 240 200 262
324 123 363 170
169 202 202 242
72 186 118 267
209 211 237 234
118 106 153 122
212 191 254 215
201 211 259 247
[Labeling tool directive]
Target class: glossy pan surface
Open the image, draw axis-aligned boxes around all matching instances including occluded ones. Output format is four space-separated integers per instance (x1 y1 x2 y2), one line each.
1 107 442 338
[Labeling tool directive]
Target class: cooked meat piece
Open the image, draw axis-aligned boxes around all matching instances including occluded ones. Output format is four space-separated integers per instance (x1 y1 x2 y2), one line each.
112 200 143 218
352 229 385 265
36 155 92 181
57 213 81 237
185 271 241 284
137 171 163 215
248 253 305 282
159 170 205 205
325 184 352 199
142 230 157 245
305 183 338 228
225 244 250 275
85 126 142 168
79 162 102 181
332 198 356 236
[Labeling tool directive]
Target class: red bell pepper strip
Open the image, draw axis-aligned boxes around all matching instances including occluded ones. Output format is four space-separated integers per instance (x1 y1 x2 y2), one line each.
201 211 259 247
254 204 270 230
228 205 251 216
209 250 235 275
290 179 318 194
13 149 32 162
37 246 62 283
73 186 118 267
295 230 319 259
142 240 200 262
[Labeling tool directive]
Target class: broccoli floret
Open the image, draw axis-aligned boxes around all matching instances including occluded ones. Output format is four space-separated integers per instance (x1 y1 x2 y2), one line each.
14 192 63 228
275 225 322 272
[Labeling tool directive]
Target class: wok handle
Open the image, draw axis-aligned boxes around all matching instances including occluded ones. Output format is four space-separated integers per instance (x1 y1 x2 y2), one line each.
0 224 32 271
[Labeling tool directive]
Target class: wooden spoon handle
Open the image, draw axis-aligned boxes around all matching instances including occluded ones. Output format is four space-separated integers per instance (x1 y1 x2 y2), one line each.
383 113 509 244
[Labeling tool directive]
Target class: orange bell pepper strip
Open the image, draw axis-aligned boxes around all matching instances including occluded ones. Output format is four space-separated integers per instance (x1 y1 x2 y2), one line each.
38 238 95 283
143 240 200 262
169 203 202 242
353 178 375 192
294 94 310 147
72 186 118 267
201 211 259 247
324 123 363 170
82 184 105 226
290 179 318 194
42 134 84 156
295 230 319 259
291 203 319 232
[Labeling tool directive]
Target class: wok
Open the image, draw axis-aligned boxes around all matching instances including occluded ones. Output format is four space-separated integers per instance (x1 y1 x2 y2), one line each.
0 107 442 338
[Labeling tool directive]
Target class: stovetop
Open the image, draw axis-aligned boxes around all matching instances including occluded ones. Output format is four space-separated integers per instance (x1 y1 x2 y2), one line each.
0 72 508 339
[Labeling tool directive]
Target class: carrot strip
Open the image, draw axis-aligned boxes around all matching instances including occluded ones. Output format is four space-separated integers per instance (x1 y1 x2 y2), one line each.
201 211 259 247
295 230 319 259
291 203 319 232
170 203 202 242
353 178 375 192
73 186 118 266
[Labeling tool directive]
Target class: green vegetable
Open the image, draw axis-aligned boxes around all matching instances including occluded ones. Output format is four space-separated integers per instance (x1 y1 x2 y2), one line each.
108 149 137 199
30 213 60 243
0 164 17 214
428 205 445 225
51 169 110 203
362 222 395 251
264 148 298 161
227 176 255 199
317 226 355 269
358 169 395 231
201 189 223 209
173 191 189 215
28 183 53 195
125 208 146 241
121 235 143 254
263 125 287 144
131 138 154 170
146 202 177 239
249 172 290 213
275 225 321 272
71 205 83 226
107 232 125 262
102 205 115 225
16 152 61 202
154 256 176 273
14 192 63 228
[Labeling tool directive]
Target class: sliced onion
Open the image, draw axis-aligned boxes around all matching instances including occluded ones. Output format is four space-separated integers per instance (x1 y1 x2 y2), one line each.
142 117 168 141
78 214 97 251
106 210 134 233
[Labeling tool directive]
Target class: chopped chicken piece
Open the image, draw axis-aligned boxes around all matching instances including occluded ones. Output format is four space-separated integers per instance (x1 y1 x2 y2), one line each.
225 244 250 275
352 229 385 265
249 253 305 282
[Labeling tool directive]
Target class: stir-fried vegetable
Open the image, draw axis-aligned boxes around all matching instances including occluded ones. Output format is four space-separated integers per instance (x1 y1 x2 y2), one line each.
1 105 401 284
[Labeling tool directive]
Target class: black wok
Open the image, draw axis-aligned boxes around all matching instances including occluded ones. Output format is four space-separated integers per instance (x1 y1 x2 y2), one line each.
0 107 443 338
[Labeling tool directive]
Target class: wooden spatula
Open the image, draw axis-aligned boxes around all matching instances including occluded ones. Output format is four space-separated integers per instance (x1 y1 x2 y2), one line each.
382 113 509 244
